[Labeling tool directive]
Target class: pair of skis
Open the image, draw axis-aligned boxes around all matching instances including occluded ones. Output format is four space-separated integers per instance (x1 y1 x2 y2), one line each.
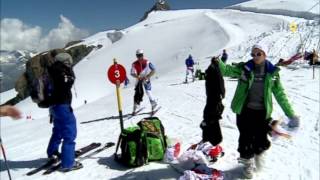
127 106 161 119
26 142 115 176
81 107 161 124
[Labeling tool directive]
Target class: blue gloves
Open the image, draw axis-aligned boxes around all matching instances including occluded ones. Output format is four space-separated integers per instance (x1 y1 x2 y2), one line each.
288 116 300 128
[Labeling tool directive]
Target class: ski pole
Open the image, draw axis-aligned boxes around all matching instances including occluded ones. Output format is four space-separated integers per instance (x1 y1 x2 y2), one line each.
0 137 12 180
313 65 315 79
113 59 124 132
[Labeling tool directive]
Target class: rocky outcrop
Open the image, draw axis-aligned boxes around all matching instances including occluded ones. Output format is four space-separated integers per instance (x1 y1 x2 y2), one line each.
106 30 124 43
2 43 95 106
140 0 171 21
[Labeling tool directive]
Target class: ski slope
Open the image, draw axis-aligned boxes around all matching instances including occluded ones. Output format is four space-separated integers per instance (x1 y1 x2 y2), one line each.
1 1 319 180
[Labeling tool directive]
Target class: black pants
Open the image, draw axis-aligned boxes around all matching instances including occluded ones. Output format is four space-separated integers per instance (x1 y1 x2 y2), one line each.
236 107 271 159
201 101 224 146
201 120 222 146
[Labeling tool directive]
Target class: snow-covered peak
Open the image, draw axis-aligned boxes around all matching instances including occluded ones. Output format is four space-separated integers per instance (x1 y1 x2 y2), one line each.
0 50 35 64
228 0 319 20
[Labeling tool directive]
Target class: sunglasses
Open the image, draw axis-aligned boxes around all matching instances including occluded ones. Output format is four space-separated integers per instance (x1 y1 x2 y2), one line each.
136 54 143 58
251 52 263 57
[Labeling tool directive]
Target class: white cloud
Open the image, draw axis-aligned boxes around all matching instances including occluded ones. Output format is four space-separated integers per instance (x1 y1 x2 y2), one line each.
0 18 42 51
0 15 89 52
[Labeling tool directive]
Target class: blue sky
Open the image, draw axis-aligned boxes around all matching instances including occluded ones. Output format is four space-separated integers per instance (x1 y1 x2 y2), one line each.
1 0 248 34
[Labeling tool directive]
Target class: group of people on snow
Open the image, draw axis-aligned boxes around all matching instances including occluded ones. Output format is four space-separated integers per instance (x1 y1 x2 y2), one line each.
225 44 298 178
179 45 299 178
184 49 228 83
0 49 160 172
1 43 301 178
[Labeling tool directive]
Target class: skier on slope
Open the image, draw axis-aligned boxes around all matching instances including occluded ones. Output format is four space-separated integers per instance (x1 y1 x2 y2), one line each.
131 49 158 114
185 55 195 83
46 52 82 172
213 44 299 179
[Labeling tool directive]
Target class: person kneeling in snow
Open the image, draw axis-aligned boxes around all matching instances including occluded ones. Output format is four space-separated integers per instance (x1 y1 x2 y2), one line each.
214 44 299 179
46 53 82 172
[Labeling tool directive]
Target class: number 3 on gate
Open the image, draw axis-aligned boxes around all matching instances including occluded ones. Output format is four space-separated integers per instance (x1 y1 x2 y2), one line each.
114 70 120 78
107 62 126 85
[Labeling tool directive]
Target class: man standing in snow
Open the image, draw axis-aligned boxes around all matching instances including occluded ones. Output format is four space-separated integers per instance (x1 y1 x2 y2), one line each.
215 44 299 179
200 57 225 147
198 57 225 164
46 52 82 172
221 49 228 63
131 49 158 114
185 55 195 83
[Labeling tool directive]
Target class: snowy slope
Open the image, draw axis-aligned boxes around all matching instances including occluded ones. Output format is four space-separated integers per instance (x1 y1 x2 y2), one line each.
228 0 320 20
1 3 320 180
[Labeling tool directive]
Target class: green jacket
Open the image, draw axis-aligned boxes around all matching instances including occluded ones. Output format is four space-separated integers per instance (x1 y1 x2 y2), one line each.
218 59 295 119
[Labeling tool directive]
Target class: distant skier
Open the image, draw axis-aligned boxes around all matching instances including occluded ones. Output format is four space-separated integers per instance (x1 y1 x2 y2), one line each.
131 49 158 114
46 52 82 172
214 44 299 179
221 49 228 63
185 55 195 83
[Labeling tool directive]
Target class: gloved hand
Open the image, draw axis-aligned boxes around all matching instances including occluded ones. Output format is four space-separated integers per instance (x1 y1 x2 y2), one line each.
288 116 300 128
211 56 220 65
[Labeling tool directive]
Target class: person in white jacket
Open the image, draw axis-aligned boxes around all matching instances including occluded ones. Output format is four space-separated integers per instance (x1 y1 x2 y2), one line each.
131 49 158 114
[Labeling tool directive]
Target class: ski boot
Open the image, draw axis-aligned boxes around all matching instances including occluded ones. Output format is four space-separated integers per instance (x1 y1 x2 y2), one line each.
132 103 140 115
238 157 254 179
59 161 83 172
254 152 267 172
151 100 158 112
48 151 61 165
184 78 188 84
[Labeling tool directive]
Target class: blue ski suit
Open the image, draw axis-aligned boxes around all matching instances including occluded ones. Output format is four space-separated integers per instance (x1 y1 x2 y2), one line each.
46 60 77 168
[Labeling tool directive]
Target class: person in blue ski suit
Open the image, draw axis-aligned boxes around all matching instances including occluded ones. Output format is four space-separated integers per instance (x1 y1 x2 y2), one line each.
185 55 195 83
46 52 82 171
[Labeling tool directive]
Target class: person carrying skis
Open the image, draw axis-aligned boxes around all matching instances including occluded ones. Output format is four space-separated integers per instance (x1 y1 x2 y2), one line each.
275 52 303 66
185 55 195 83
200 57 225 150
46 52 82 172
221 49 228 63
131 49 158 114
214 44 299 179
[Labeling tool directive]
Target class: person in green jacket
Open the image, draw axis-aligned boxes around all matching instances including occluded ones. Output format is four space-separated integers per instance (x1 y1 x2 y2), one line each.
215 44 300 179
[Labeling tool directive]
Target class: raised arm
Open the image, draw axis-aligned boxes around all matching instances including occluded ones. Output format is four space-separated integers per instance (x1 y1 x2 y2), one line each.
217 59 243 78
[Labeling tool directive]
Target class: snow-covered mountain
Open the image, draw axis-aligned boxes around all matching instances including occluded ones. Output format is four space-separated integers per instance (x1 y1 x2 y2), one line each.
0 50 36 92
0 50 35 64
0 1 319 180
228 0 320 20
